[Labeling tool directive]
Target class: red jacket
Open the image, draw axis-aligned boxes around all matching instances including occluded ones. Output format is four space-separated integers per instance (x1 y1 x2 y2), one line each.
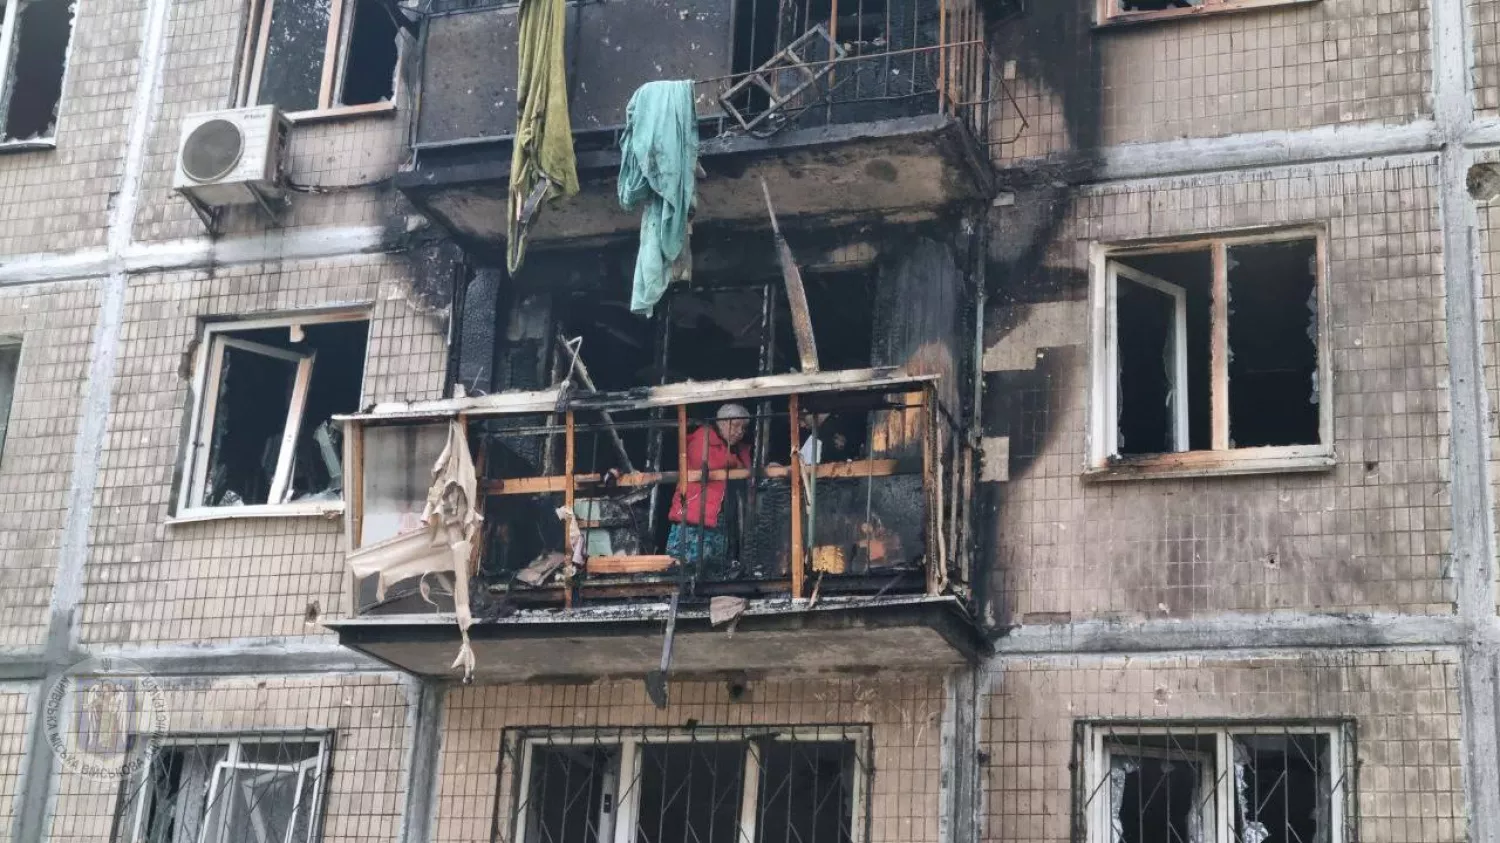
668 425 751 528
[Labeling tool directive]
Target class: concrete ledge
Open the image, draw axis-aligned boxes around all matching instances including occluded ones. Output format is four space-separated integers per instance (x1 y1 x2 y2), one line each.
991 612 1473 656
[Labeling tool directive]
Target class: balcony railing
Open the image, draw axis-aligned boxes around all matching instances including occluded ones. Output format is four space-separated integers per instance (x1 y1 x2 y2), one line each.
410 0 992 152
338 369 974 618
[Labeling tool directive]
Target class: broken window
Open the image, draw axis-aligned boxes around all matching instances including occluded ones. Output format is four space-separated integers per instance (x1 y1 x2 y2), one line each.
238 0 399 114
181 314 368 514
0 0 74 141
0 341 18 466
111 734 330 843
1101 0 1303 24
506 726 868 843
1092 232 1327 471
1078 723 1351 843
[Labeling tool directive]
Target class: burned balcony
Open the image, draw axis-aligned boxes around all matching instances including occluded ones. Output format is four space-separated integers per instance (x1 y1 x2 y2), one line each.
325 370 983 682
395 0 995 247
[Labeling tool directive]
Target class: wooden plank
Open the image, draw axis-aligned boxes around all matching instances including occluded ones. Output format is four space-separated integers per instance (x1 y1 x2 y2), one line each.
1210 242 1230 450
923 387 939 595
480 459 907 495
467 418 486 578
789 393 804 600
349 367 938 422
761 180 819 373
317 0 346 109
348 421 364 549
587 555 677 575
564 411 576 509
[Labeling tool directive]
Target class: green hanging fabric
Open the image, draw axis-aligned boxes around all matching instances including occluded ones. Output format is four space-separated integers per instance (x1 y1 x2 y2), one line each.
618 80 698 316
506 0 579 275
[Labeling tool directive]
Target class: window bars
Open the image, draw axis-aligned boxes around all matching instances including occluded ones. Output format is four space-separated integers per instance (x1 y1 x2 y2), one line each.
495 725 873 843
1071 721 1357 843
111 732 333 843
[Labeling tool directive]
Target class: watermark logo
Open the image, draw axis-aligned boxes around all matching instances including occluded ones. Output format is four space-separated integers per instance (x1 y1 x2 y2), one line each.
44 656 169 782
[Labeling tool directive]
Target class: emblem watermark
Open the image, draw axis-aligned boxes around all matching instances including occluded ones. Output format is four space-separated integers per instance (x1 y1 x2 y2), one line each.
43 656 169 782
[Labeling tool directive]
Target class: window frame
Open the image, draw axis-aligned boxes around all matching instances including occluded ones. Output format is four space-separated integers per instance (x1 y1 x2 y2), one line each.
1087 226 1333 480
507 726 872 843
0 0 76 147
1078 721 1351 843
118 731 333 843
235 0 400 121
1094 0 1321 28
175 309 369 523
0 337 19 467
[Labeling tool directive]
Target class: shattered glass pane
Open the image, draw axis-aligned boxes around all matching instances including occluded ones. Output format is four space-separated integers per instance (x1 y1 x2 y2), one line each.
2 0 74 141
0 343 18 464
256 0 331 112
200 764 302 843
361 422 448 544
204 345 300 507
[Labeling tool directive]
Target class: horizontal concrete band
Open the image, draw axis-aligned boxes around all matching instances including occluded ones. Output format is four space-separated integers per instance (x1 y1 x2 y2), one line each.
0 613 1487 680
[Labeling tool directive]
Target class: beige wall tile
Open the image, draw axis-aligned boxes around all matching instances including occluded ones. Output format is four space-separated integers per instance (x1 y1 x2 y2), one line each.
983 650 1465 843
986 157 1451 619
78 256 446 646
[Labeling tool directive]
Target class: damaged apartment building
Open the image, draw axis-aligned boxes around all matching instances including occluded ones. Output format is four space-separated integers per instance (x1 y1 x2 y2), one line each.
3 0 1500 839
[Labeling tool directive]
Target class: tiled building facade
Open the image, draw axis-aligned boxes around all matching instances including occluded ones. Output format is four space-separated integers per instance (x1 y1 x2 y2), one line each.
0 0 1496 841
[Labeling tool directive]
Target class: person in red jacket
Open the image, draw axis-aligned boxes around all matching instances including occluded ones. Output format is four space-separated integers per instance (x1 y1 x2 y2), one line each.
667 403 752 569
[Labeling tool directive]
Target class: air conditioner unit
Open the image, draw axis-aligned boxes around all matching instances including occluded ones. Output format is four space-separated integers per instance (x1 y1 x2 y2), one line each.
173 105 291 229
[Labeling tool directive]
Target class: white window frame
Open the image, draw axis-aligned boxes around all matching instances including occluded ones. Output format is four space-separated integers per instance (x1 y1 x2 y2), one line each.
0 0 76 147
1082 724 1347 843
175 310 368 523
121 734 331 843
510 727 871 843
1095 0 1321 27
236 0 401 121
1087 227 1333 480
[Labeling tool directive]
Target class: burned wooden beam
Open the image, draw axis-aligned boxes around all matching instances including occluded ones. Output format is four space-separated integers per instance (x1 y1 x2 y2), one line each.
761 179 820 373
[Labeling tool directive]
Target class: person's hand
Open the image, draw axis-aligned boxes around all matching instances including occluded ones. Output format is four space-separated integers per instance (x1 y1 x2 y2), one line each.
766 462 782 469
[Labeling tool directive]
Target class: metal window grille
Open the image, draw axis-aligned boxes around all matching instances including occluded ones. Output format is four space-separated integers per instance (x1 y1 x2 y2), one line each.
495 725 873 843
110 731 334 843
1070 721 1358 843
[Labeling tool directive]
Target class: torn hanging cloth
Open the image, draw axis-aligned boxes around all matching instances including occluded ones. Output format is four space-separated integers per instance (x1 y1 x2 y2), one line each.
346 418 481 680
618 80 699 316
505 0 579 274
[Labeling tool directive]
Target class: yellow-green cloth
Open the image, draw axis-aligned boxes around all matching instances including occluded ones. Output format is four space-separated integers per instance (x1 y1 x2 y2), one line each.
506 0 579 274
618 80 698 316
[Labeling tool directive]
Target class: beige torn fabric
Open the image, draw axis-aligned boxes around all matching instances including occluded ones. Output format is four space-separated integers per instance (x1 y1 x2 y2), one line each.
348 418 480 680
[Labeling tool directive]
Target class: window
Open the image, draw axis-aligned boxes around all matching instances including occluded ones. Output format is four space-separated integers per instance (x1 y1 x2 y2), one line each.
237 0 400 116
0 0 74 142
1075 722 1353 843
1088 230 1330 478
505 726 870 843
0 341 17 465
1096 0 1316 26
179 312 368 518
113 734 331 843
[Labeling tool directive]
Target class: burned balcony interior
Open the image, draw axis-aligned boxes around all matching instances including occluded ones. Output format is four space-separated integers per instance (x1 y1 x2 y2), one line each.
395 0 994 246
329 229 985 682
